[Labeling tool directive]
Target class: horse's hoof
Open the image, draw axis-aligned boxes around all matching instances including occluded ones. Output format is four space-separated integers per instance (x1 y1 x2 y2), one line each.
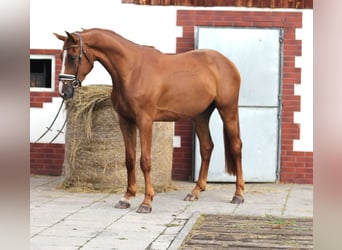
184 193 198 201
136 204 152 213
231 195 244 204
114 200 131 209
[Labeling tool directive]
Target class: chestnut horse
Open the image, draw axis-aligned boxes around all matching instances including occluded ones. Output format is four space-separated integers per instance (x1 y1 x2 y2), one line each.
54 28 244 213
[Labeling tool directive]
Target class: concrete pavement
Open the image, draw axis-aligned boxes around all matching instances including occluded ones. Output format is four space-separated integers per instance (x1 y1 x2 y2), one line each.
30 175 312 250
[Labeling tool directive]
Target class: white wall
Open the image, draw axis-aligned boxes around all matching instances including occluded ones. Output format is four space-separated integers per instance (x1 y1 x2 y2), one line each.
30 0 181 85
30 0 181 143
294 10 313 152
30 0 313 152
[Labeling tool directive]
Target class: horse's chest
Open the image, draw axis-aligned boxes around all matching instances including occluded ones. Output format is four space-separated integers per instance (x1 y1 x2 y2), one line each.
111 95 136 120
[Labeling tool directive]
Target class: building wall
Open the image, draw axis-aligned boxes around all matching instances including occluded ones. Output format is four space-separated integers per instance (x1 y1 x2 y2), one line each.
30 0 313 183
121 0 313 9
30 143 64 176
173 9 313 184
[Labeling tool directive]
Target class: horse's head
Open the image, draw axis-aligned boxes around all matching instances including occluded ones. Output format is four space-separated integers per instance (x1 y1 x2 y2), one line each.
54 31 94 99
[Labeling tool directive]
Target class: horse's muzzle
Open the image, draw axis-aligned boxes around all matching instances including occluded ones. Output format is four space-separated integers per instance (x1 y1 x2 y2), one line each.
59 74 78 99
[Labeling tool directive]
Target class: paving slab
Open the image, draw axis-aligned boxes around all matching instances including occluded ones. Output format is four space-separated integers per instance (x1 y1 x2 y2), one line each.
30 175 312 249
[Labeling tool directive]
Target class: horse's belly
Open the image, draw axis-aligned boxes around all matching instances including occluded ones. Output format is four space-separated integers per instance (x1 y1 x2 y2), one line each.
154 107 191 121
155 84 215 121
155 101 212 121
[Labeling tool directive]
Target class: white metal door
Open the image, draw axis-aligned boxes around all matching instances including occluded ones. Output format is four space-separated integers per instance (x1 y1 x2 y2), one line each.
194 27 283 182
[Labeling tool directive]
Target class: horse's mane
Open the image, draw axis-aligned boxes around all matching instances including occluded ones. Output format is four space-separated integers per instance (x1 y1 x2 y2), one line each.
80 28 161 53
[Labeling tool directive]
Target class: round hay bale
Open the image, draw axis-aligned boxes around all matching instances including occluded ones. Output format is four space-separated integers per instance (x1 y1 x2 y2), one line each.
62 85 176 193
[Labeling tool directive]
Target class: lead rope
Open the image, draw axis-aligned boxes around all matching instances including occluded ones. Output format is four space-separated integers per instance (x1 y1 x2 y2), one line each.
49 117 67 143
34 99 65 143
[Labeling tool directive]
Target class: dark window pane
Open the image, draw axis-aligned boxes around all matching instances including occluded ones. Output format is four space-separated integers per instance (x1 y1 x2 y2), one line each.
30 59 52 88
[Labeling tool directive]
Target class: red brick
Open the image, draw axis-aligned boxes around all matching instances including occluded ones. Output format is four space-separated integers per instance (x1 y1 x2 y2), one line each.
30 143 64 176
30 49 61 107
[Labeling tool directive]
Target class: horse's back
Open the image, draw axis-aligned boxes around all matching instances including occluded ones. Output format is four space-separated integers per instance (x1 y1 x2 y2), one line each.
171 48 240 81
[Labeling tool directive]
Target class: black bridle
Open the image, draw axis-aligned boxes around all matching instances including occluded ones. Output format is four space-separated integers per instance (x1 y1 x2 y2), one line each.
58 32 92 98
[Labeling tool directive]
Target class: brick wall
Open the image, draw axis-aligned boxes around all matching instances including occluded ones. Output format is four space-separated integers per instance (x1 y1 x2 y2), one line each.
30 49 65 176
173 10 313 184
172 121 194 180
121 0 313 9
30 143 64 176
30 49 61 107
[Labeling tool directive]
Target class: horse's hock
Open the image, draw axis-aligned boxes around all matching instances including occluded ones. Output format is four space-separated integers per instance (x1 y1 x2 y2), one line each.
62 85 175 192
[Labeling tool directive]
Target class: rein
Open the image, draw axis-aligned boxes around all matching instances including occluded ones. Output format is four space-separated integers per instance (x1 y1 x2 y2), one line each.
37 33 92 143
36 33 92 143
34 99 66 143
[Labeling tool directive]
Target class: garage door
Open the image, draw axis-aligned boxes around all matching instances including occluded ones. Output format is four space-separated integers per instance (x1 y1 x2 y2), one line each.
194 27 283 182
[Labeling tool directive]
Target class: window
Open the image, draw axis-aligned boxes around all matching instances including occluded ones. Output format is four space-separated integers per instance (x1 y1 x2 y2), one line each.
30 55 55 91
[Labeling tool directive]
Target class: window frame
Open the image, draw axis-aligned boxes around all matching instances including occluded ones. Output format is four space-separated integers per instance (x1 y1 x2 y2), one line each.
30 54 56 92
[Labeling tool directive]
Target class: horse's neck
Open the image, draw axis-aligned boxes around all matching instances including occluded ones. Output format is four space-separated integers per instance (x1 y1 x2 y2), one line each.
88 30 139 84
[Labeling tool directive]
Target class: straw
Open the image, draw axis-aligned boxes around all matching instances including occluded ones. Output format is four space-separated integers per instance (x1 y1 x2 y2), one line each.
61 85 177 193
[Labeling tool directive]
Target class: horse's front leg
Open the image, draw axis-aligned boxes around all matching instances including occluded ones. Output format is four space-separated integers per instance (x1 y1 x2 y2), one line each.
114 116 137 209
136 118 155 213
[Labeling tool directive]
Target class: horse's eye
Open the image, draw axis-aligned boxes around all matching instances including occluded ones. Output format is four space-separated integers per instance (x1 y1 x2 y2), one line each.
69 55 77 61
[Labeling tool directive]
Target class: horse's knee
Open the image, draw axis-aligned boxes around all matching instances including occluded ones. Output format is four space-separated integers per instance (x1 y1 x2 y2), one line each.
202 143 214 152
140 156 151 172
232 139 242 156
200 143 214 160
125 154 135 171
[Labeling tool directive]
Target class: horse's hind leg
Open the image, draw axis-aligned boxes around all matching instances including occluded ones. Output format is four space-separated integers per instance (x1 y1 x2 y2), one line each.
114 116 137 209
184 104 215 201
218 106 245 204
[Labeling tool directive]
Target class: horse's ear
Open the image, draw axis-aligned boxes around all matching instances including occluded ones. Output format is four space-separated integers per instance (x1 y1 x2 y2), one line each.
65 31 77 43
54 33 67 41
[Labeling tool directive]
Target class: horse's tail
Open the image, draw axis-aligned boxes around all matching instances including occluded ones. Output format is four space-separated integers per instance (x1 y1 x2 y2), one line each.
223 118 241 176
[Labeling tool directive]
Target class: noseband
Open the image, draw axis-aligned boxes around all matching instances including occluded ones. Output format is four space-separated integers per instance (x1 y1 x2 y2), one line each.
59 33 92 92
